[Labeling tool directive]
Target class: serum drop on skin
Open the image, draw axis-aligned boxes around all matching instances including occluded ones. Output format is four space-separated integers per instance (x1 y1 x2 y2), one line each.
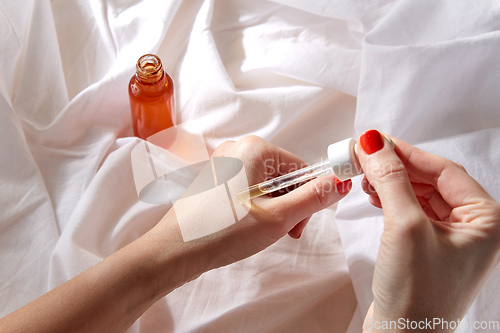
128 54 176 140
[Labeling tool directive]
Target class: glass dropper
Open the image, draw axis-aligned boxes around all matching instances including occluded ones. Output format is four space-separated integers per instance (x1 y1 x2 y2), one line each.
236 138 364 203
236 136 393 203
236 160 333 201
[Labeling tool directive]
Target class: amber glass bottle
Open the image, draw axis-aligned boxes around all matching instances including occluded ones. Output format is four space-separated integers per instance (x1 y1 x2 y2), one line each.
128 54 175 140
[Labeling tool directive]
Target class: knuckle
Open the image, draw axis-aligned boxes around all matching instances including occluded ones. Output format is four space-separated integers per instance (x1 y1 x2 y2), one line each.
454 162 468 174
234 136 267 157
223 139 235 145
237 135 263 147
370 158 408 183
390 210 428 239
312 181 330 209
212 140 235 156
219 140 235 148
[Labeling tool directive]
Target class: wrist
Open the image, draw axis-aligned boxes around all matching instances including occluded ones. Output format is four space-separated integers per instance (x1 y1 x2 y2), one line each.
138 211 213 300
0 219 211 333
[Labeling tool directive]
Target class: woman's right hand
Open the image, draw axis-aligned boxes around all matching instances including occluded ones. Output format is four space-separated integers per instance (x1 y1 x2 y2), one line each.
356 130 500 332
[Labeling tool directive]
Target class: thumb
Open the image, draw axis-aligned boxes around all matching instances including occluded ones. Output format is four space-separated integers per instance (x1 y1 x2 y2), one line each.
356 130 425 224
270 174 352 223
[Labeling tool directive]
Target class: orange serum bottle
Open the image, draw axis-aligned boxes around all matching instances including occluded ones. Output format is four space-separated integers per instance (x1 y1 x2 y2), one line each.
128 54 175 140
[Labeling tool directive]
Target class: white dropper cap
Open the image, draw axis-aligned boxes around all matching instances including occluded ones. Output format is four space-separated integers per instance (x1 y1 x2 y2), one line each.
327 138 363 181
327 136 394 181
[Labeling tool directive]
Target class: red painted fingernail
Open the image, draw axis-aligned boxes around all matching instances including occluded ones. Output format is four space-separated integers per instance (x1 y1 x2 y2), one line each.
298 231 302 239
335 178 352 194
359 129 385 154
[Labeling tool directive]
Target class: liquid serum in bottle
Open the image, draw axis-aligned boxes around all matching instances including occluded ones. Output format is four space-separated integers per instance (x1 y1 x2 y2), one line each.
128 54 176 140
236 137 393 202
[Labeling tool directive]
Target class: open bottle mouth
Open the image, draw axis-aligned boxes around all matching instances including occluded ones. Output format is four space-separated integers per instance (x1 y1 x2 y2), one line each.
136 54 164 83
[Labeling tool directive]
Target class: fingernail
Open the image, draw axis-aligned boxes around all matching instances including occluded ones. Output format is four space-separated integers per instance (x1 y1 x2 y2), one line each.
335 178 352 194
360 129 385 154
298 231 302 239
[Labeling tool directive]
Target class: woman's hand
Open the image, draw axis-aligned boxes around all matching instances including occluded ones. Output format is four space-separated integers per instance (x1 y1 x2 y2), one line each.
357 130 500 332
0 136 351 333
151 135 352 275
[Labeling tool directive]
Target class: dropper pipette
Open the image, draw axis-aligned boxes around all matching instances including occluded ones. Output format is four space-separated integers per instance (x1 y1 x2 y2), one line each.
237 160 333 201
236 136 393 202
236 138 361 202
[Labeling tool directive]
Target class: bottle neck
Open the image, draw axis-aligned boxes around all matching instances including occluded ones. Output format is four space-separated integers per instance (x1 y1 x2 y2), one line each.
135 54 164 84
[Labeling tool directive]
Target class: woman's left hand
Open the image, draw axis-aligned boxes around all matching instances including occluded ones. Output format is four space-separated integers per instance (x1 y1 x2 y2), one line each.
0 136 352 333
151 135 352 275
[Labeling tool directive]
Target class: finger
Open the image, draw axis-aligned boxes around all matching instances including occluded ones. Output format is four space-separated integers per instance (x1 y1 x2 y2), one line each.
417 196 440 221
270 181 306 197
267 175 352 223
369 195 382 209
362 175 382 208
387 135 494 207
363 175 451 219
288 216 311 239
212 140 235 157
274 147 309 176
233 136 307 179
356 130 426 226
412 183 452 221
361 175 378 196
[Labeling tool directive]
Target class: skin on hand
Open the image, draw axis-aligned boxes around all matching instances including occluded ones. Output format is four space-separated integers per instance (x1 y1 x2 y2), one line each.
357 131 500 333
152 135 352 272
0 135 351 333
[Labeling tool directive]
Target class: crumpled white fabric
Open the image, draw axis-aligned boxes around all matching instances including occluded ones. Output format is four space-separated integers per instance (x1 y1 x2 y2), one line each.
1 0 499 332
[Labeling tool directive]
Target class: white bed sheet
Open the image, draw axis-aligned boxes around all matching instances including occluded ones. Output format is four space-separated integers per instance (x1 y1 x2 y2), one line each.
1 0 500 332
